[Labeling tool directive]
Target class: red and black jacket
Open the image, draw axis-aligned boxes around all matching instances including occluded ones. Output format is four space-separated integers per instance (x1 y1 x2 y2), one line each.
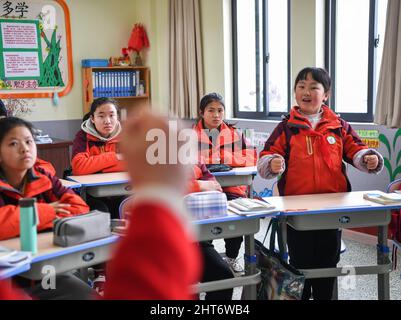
0 167 89 240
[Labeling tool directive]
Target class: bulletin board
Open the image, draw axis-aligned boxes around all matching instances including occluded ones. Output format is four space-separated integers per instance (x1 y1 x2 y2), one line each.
0 0 72 98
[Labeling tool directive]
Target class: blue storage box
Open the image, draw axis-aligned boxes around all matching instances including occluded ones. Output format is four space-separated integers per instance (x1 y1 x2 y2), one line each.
81 59 109 67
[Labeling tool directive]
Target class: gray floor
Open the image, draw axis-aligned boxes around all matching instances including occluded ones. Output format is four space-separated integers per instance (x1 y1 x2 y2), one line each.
213 217 401 300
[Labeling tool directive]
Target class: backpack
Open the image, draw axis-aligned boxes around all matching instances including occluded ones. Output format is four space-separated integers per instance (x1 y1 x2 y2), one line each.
255 218 305 300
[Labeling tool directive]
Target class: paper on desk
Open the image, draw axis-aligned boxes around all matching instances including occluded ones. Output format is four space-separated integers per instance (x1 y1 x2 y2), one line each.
0 247 31 268
228 205 278 216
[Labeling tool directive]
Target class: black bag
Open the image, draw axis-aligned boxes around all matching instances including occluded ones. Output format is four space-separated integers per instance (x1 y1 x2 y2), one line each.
256 219 305 300
206 164 233 172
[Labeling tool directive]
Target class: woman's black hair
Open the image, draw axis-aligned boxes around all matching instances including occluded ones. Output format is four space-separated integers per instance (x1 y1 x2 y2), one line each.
0 117 35 144
0 99 7 117
89 97 120 118
199 92 225 113
294 67 331 92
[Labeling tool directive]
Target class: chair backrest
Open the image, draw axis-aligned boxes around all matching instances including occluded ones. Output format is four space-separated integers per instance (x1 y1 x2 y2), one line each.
118 195 134 219
386 179 401 193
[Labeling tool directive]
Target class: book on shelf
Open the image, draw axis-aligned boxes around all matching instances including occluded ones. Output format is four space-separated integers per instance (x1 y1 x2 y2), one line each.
363 191 401 204
228 198 277 216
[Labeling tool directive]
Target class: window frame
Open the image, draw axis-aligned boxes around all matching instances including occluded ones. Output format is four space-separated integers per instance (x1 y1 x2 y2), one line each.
325 0 381 123
232 0 292 120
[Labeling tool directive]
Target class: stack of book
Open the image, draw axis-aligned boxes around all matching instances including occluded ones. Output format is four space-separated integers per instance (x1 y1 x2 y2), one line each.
228 198 277 216
363 191 401 204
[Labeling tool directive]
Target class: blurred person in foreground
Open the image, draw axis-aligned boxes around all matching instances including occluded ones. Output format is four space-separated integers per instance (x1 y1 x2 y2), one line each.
0 111 202 300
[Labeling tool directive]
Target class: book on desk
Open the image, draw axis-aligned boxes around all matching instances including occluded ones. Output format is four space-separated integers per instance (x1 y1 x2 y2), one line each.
363 191 401 205
0 246 31 268
228 198 278 216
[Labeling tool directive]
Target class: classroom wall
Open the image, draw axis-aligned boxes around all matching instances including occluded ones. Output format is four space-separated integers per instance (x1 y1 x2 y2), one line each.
26 0 400 192
26 0 137 136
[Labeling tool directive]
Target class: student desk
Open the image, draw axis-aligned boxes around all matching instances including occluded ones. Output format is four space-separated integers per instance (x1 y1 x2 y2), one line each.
0 232 119 280
0 263 31 280
60 179 81 189
67 172 131 200
193 210 279 300
67 167 258 200
265 191 401 300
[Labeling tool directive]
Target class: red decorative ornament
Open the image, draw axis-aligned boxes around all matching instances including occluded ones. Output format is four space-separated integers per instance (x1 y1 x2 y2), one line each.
121 23 150 66
127 23 150 53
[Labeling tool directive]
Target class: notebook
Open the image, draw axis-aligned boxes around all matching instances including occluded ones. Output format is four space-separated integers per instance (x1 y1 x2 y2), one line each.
363 191 401 205
228 198 277 216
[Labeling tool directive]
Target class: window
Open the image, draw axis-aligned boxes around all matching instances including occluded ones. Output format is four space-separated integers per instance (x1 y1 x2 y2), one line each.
326 0 388 122
232 0 291 119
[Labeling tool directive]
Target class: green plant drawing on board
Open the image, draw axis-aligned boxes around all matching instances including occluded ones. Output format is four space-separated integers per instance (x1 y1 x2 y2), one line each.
39 27 64 87
379 128 401 181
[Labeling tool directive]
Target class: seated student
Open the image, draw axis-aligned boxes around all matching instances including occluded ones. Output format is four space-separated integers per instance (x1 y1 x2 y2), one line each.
188 163 235 300
0 111 202 300
71 97 127 293
0 100 56 176
0 117 94 299
193 93 257 273
71 97 124 175
71 97 125 218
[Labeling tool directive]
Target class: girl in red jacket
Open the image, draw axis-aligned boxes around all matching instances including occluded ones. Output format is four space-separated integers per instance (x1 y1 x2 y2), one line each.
71 97 125 219
194 93 257 273
0 117 90 240
0 117 93 299
258 67 383 300
0 99 56 176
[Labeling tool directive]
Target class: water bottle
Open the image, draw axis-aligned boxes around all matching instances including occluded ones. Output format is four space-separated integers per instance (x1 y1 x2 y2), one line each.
19 198 38 254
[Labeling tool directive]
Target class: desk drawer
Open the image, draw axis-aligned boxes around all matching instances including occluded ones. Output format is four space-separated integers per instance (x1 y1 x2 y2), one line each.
19 243 115 280
215 175 253 187
197 218 260 242
87 183 132 197
287 210 392 231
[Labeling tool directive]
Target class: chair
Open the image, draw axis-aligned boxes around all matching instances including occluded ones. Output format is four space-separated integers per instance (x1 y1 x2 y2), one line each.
386 178 401 193
118 195 134 219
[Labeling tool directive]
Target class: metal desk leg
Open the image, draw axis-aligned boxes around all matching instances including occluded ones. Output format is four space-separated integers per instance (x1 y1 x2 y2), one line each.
279 217 288 262
80 186 87 202
377 224 390 300
241 234 257 300
332 278 339 300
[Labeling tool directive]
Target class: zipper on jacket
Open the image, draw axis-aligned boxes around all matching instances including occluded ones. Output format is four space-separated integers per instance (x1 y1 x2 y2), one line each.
306 136 313 155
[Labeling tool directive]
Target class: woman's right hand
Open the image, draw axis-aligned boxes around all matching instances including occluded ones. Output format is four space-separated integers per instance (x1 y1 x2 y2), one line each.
198 180 223 192
49 202 71 215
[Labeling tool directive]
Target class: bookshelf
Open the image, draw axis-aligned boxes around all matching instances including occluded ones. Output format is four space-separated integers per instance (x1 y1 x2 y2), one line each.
82 66 150 115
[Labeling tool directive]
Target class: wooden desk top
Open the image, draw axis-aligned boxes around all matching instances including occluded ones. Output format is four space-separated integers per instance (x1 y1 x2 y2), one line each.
0 232 119 262
67 172 130 187
60 179 81 189
265 191 401 215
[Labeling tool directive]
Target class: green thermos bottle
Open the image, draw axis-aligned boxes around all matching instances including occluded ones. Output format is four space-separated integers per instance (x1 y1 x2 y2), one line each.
19 198 38 254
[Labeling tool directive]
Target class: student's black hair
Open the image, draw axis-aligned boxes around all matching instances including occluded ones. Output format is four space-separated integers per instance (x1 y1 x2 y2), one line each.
0 117 35 145
197 92 236 128
88 97 120 118
294 67 331 93
199 92 225 113
0 99 7 117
